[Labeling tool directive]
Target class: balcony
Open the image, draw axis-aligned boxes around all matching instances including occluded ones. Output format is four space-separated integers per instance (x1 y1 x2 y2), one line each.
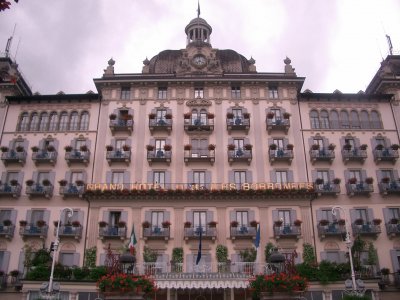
0 183 21 198
184 149 215 166
309 148 335 164
346 182 373 197
341 148 367 164
149 118 172 134
227 149 252 165
226 117 250 134
315 182 340 196
268 149 293 165
26 184 54 198
1 150 26 166
317 222 346 240
32 150 58 166
373 148 399 164
184 118 214 134
143 226 170 240
109 118 133 133
184 226 216 240
0 224 15 239
273 224 301 239
65 150 90 166
352 223 381 237
266 118 290 133
230 225 256 240
378 181 400 196
385 223 400 238
99 225 127 240
106 150 131 165
59 184 85 198
147 150 171 166
20 224 48 239
56 225 82 240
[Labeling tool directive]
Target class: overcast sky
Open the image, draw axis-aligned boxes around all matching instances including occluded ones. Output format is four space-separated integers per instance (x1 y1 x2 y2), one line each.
0 0 399 95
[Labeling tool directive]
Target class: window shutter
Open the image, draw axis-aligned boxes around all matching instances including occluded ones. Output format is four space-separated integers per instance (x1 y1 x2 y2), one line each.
308 137 314 148
32 171 38 182
53 139 60 151
111 138 116 148
144 211 151 222
322 137 329 148
18 251 25 273
228 171 234 183
249 210 255 223
206 211 213 223
270 170 276 182
316 210 322 222
291 210 297 222
339 251 346 264
22 139 29 150
393 170 399 181
339 137 345 149
102 211 109 223
227 107 233 114
49 172 56 185
165 171 171 189
320 251 327 261
231 254 240 272
384 137 390 147
164 211 170 224
283 138 289 148
344 170 350 183
43 210 50 224
246 171 253 183
128 108 134 116
0 251 10 273
147 171 153 184
288 171 294 183
0 172 6 183
10 209 17 224
367 208 374 222
390 250 400 272
77 211 84 224
186 211 193 224
244 137 250 145
329 170 335 181
150 138 155 146
268 138 273 146
121 211 128 223
354 137 361 148
99 253 107 266
82 171 87 182
105 171 112 184
125 138 132 146
26 210 32 223
383 208 391 224
60 210 67 222
186 254 194 273
272 210 279 222
123 171 130 184
230 211 236 222
85 139 92 149
361 170 367 181
205 171 211 189
376 170 383 182
370 137 378 150
73 253 80 267
349 209 357 224
187 171 194 185
65 171 71 181
38 139 45 149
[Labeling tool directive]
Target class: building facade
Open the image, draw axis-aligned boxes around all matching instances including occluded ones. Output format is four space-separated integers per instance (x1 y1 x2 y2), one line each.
0 13 399 300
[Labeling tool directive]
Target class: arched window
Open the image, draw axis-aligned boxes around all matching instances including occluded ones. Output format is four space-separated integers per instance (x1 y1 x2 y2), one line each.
80 111 89 130
191 109 199 125
59 112 69 131
340 110 349 129
39 112 49 131
350 110 360 129
48 112 59 131
370 110 382 129
69 111 79 131
200 109 207 124
330 110 339 129
320 110 330 129
310 110 319 129
360 110 369 129
18 112 29 131
29 112 39 131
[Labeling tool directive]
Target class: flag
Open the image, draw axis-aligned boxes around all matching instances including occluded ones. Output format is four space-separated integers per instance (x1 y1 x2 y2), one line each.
196 226 202 265
128 224 137 255
254 224 260 249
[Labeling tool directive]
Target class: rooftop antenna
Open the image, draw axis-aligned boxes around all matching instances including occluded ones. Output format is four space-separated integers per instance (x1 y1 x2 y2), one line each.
14 37 21 61
197 0 200 18
5 24 17 58
386 35 393 55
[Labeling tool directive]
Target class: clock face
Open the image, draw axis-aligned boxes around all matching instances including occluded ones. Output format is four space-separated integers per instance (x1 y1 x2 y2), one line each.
192 55 206 67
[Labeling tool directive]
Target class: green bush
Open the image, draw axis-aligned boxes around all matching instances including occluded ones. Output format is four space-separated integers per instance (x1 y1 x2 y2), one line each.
216 245 228 263
343 295 371 300
89 266 107 281
73 266 90 280
25 265 50 280
31 249 51 267
296 262 318 281
53 263 72 280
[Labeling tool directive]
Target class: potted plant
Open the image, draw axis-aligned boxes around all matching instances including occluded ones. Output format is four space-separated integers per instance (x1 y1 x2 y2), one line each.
162 220 171 228
9 179 18 186
267 112 275 119
365 177 374 184
227 144 235 150
354 218 364 225
239 248 257 263
184 221 191 228
230 220 239 227
42 179 51 186
359 144 368 150
25 179 34 186
390 218 399 225
36 220 46 227
97 273 156 294
165 113 172 119
244 144 253 150
117 221 126 228
80 145 88 152
109 113 117 120
373 218 382 225
286 144 294 150
343 144 352 151
142 221 150 228
269 144 277 151
294 219 302 226
0 146 8 152
184 144 192 151
19 220 27 227
9 270 19 278
319 219 329 226
208 221 217 228
338 219 346 226
72 220 81 227
125 114 133 120
242 112 250 119
375 144 384 151
163 144 172 151
208 144 216 151
146 144 154 151
348 178 357 184
47 145 55 152
381 177 390 184
15 145 24 152
283 112 291 119
122 145 131 151
58 179 67 186
226 112 234 119
249 220 258 228
31 146 39 152
64 145 73 152
391 144 399 150
328 143 336 150
98 221 108 228
315 178 324 185
75 180 84 186
53 220 61 227
106 145 113 151
333 178 341 185
311 144 320 150
274 220 283 227
183 113 191 119
148 113 156 119
3 219 12 227
207 113 214 119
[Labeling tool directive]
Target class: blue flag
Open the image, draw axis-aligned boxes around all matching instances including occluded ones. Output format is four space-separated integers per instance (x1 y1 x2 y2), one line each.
196 227 202 265
254 224 260 249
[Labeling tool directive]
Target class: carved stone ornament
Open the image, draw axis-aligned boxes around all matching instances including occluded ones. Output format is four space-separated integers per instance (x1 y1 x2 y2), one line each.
186 98 212 107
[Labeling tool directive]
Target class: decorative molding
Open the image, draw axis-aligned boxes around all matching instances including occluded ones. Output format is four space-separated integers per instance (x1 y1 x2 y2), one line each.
20 103 91 111
186 98 212 107
156 278 248 289
308 103 379 109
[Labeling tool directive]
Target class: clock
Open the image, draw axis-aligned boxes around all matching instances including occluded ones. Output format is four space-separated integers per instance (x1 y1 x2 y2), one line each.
192 55 207 68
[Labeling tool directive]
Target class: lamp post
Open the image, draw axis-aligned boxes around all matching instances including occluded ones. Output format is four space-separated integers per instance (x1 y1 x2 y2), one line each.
40 207 73 299
331 206 357 294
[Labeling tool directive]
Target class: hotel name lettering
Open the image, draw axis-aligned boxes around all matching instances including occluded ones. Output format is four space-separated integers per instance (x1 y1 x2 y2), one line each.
86 182 314 192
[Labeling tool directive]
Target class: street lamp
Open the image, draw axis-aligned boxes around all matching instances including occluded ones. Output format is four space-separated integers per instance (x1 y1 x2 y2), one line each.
331 206 357 294
40 207 73 299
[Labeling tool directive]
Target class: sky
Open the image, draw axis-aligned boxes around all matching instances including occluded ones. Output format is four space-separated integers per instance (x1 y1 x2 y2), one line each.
0 0 399 95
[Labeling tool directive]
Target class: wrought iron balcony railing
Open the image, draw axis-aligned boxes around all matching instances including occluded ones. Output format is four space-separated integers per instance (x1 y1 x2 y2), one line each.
386 223 400 238
352 223 381 236
346 183 373 197
184 149 215 166
341 149 367 164
0 224 15 239
184 118 214 133
0 183 21 198
109 118 133 133
99 225 127 240
269 149 293 165
1 150 26 166
147 150 171 165
59 184 85 198
26 184 54 198
32 150 58 166
55 225 82 240
317 223 346 240
106 150 131 165
230 225 256 239
184 226 216 240
378 181 400 196
149 118 172 133
20 224 48 239
309 148 335 164
65 150 90 166
226 117 250 133
273 224 301 239
373 148 399 164
315 182 340 196
143 226 170 240
227 149 252 165
266 118 290 133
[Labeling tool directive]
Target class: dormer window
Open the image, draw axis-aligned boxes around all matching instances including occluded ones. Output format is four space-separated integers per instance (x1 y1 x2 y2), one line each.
194 87 204 99
121 87 131 100
158 87 168 99
231 86 241 99
269 87 278 99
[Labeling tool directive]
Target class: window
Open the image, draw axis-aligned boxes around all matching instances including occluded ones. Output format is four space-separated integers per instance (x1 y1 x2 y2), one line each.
344 138 355 149
350 110 360 129
330 110 339 129
269 87 278 99
191 138 208 156
360 111 369 129
354 209 368 222
48 112 58 131
70 171 83 184
273 138 284 150
388 208 400 220
278 210 292 225
313 138 324 148
320 209 334 223
153 171 165 188
320 110 330 129
59 253 75 267
233 139 244 150
109 211 121 227
192 171 206 188
375 137 386 148
121 87 131 100
38 112 49 131
381 169 394 180
69 112 79 131
232 108 242 119
37 172 50 185
271 108 282 122
0 210 12 223
75 139 87 150
158 87 167 99
30 210 45 225
30 113 39 131
231 86 241 99
316 170 329 183
194 87 204 99
80 112 89 130
18 112 29 131
115 139 126 150
6 171 18 184
156 109 167 122
276 171 288 184
193 211 206 231
111 172 124 184
236 211 248 226
326 252 340 263
310 110 319 129
155 139 166 155
340 111 350 129
59 112 69 131
234 171 246 189
151 211 164 229
370 111 382 129
349 170 362 182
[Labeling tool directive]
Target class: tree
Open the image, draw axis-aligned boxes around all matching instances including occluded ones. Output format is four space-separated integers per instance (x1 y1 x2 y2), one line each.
0 0 18 12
